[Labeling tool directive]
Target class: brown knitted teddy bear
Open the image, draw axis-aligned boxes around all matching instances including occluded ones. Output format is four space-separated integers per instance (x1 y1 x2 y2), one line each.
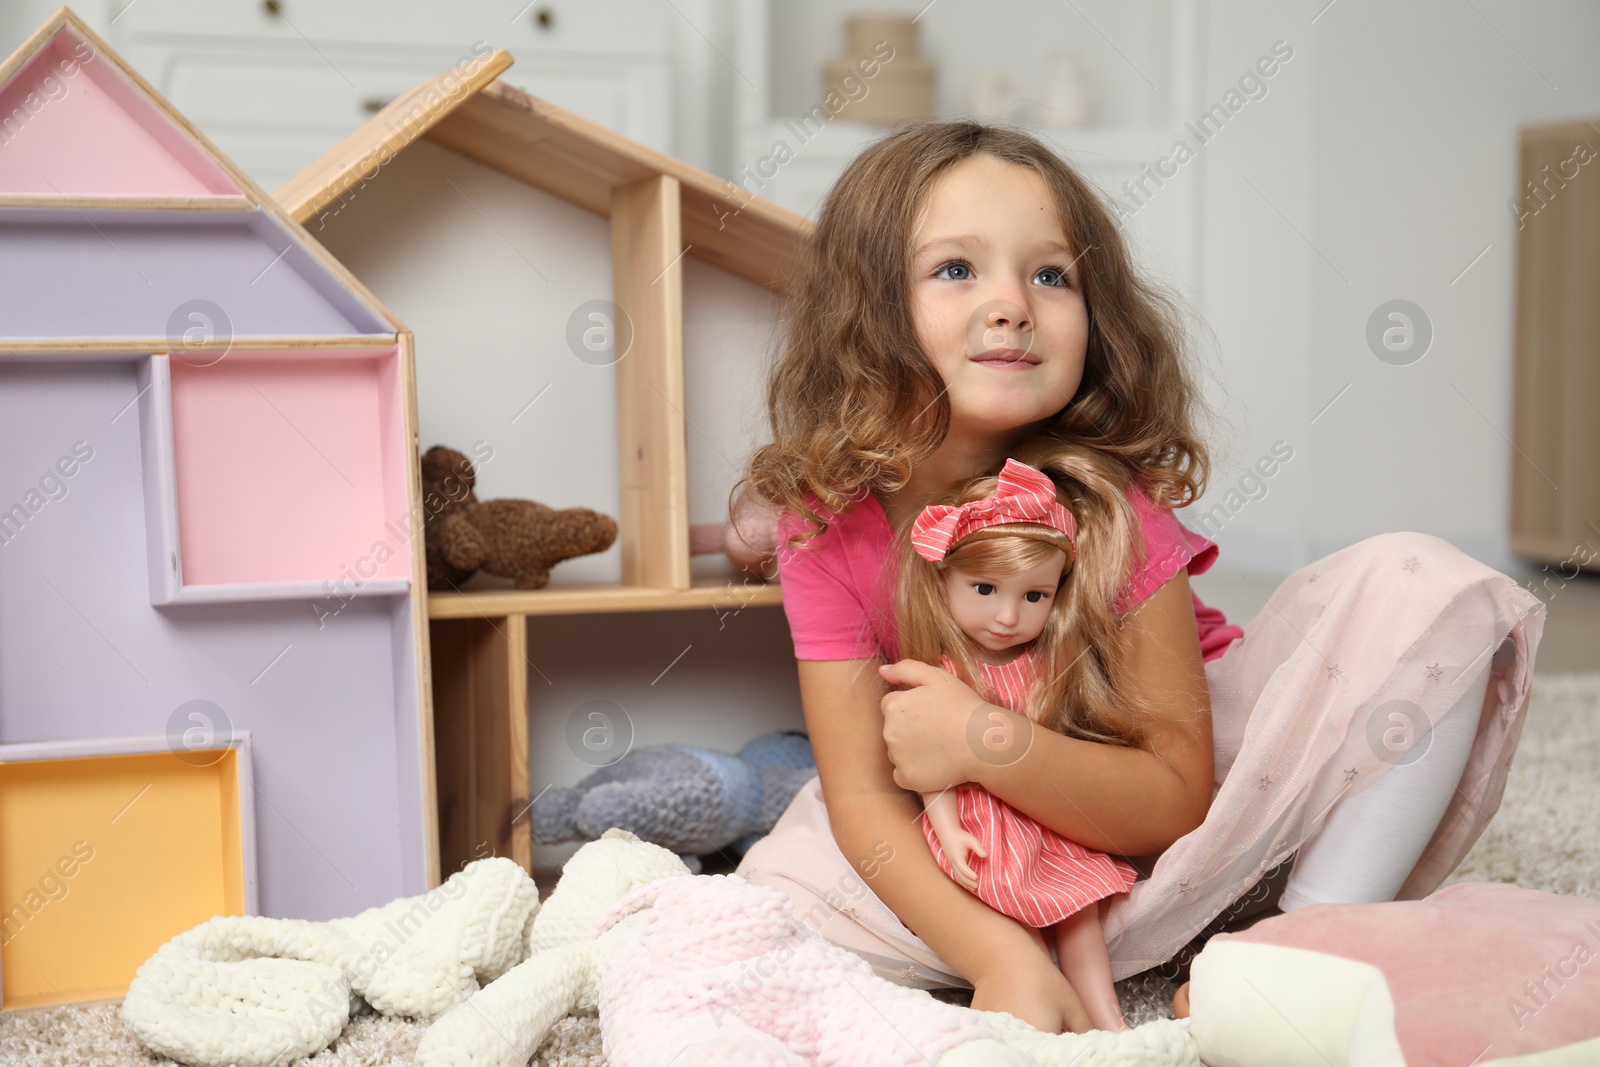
421 445 618 591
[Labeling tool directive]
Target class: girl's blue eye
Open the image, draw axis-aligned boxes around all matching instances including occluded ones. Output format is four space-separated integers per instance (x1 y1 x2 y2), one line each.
975 582 994 595
934 260 1071 288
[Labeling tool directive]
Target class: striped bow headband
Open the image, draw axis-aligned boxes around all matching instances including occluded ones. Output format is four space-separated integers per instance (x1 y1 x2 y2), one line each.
910 458 1077 563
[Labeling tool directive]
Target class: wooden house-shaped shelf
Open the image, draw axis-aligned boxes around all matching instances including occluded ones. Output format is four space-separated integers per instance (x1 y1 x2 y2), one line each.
275 58 813 875
0 8 437 1005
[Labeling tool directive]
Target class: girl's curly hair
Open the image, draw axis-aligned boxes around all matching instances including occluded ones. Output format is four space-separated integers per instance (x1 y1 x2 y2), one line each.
733 120 1215 746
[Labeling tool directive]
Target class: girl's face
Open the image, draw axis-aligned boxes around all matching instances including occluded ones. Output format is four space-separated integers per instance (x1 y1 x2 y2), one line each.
942 549 1067 654
910 153 1089 444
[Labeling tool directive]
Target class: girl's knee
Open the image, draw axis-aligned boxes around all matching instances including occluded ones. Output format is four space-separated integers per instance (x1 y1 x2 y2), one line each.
1353 531 1512 592
1353 529 1456 564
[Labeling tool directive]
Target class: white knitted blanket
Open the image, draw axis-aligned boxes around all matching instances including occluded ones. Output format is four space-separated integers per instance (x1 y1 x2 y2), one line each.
121 830 1196 1067
121 855 538 1066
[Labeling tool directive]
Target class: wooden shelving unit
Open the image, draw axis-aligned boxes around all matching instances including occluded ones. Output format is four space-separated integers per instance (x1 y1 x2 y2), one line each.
0 7 439 982
1509 116 1600 570
276 60 809 876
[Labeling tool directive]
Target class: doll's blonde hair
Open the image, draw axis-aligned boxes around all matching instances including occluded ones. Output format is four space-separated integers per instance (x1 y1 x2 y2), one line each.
892 438 1163 750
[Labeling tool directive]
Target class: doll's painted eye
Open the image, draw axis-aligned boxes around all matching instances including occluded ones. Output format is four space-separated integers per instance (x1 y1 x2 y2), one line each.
1025 591 1046 603
974 582 995 595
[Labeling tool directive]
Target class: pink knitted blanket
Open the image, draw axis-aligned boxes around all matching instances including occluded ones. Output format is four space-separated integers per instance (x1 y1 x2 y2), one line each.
592 873 996 1065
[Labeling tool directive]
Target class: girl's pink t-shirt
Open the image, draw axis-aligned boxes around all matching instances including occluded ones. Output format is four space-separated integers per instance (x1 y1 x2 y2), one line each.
775 479 1244 663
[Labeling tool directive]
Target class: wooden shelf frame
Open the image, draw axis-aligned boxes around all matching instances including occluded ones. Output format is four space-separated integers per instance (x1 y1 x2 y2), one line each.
428 578 782 620
0 195 253 210
276 60 809 878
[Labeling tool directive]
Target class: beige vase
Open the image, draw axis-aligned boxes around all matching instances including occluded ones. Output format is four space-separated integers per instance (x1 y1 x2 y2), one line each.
821 14 937 126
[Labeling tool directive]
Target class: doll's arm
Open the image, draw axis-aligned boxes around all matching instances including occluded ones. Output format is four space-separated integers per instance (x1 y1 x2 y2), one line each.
922 789 963 843
922 790 986 893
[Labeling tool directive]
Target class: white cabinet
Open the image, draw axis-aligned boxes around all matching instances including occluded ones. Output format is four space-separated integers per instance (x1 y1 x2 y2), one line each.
103 0 673 192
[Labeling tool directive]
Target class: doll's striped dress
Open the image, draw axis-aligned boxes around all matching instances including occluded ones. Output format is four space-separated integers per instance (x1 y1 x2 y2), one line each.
921 644 1140 927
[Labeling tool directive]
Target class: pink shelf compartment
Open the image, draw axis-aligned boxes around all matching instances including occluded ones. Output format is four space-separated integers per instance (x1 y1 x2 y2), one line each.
138 347 414 605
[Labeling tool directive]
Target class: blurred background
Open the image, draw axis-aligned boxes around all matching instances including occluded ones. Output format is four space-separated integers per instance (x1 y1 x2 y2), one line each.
6 0 1593 872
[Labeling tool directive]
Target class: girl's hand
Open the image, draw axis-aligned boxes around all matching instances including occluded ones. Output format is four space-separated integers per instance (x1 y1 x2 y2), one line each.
878 659 1004 793
943 829 987 892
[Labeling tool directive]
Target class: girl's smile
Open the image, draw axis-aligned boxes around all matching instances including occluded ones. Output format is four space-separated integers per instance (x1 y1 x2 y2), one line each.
973 346 1041 370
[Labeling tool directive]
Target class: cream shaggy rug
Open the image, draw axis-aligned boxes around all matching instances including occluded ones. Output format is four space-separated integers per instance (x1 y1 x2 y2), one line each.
5 672 1597 1067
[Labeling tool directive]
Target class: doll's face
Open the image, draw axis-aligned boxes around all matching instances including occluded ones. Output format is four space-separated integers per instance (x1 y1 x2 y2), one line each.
941 548 1068 655
910 153 1089 444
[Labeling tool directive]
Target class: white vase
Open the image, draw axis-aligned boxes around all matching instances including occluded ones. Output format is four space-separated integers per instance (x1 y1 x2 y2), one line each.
1040 50 1097 128
968 66 1030 125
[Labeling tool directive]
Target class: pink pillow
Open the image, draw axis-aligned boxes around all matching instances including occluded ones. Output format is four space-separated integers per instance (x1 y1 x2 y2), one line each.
1188 880 1600 1066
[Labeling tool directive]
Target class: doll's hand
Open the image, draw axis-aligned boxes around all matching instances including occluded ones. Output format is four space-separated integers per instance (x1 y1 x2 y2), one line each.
879 659 1007 793
944 829 987 892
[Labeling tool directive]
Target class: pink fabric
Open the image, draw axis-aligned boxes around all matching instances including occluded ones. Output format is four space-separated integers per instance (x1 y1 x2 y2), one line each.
593 873 998 1065
922 645 1139 927
1210 881 1600 1064
775 479 1244 663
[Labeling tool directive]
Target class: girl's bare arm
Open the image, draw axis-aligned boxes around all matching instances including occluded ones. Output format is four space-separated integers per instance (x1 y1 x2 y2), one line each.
971 571 1215 858
797 657 1079 997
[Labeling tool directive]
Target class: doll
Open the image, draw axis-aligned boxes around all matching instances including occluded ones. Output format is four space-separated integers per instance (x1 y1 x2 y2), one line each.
901 457 1138 1033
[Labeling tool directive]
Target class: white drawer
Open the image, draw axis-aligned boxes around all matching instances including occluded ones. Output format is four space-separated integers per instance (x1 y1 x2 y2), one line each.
145 50 494 129
116 0 672 56
124 45 673 184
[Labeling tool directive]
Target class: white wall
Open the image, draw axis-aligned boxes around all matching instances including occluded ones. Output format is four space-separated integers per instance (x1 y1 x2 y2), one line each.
1191 0 1600 576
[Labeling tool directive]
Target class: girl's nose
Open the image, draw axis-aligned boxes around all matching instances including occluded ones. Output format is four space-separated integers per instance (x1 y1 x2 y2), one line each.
979 299 1030 351
979 302 1030 327
985 304 1031 332
974 297 1034 354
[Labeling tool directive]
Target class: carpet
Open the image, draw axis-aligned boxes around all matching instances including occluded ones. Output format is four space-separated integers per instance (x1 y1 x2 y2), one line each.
5 672 1596 1066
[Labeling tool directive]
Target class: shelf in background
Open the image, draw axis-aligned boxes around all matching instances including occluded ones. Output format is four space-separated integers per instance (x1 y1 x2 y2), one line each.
427 577 782 619
750 116 1180 167
0 195 253 210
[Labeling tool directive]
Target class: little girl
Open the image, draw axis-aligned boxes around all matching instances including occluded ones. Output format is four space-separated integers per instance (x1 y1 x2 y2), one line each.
732 118 1542 1036
903 457 1135 1032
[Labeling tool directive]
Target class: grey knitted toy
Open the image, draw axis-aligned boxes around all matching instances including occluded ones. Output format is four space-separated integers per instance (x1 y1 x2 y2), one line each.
532 730 816 874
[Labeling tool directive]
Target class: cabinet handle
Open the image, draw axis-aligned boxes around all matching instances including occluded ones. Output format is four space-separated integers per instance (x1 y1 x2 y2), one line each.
363 97 394 114
534 5 554 31
262 0 282 17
